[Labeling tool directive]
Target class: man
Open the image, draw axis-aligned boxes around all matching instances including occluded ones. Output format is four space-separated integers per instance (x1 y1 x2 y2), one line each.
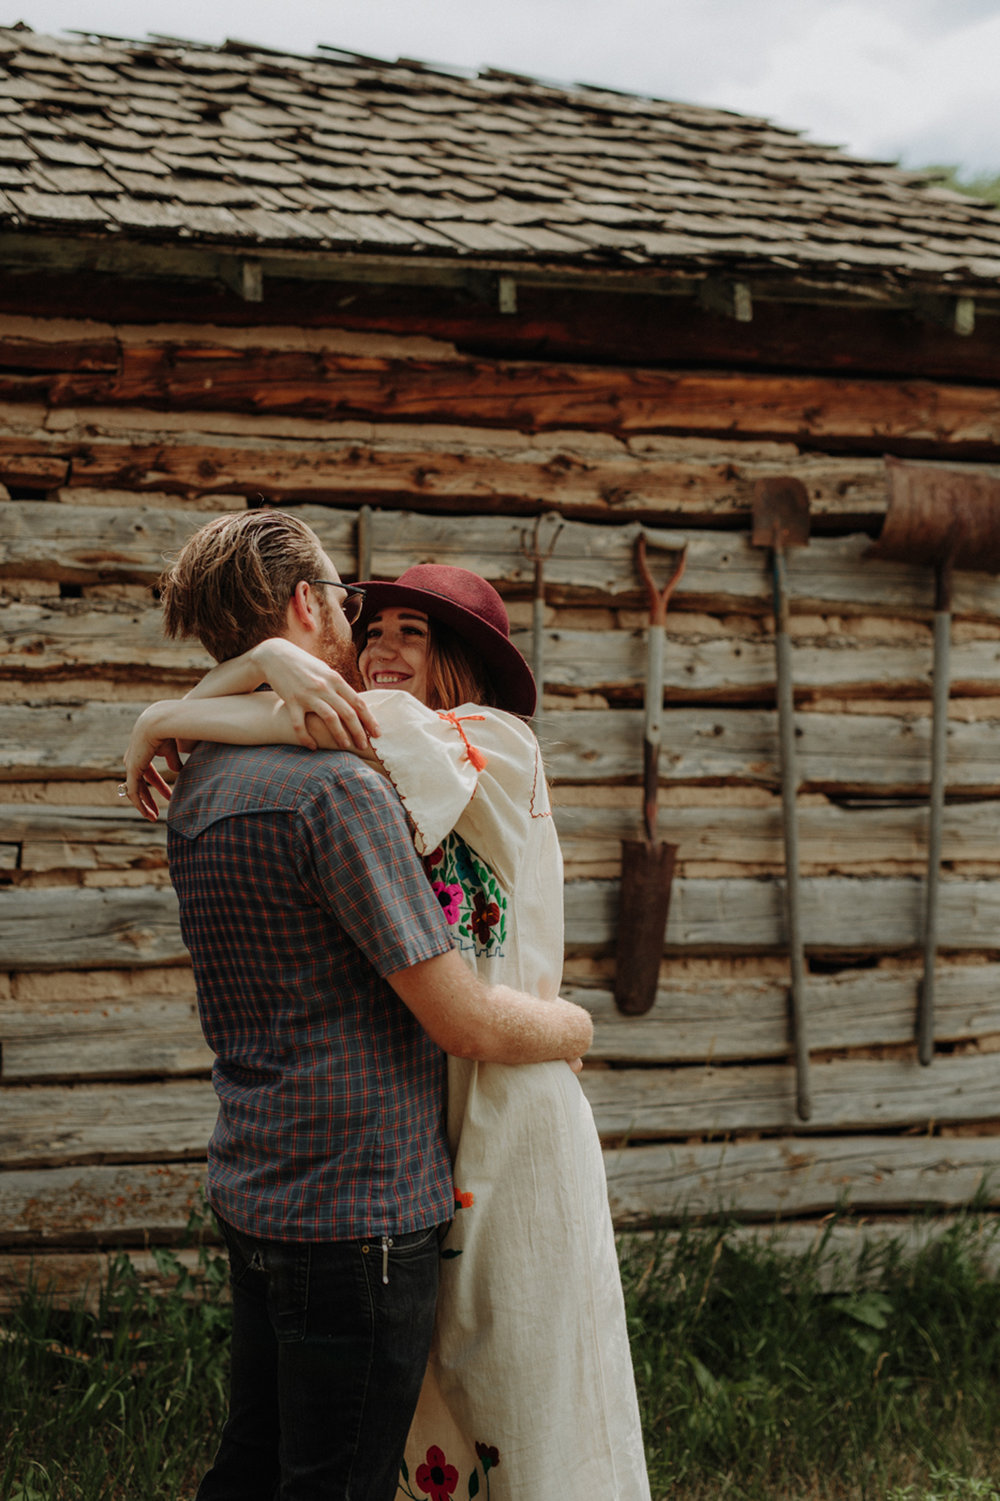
149 510 593 1501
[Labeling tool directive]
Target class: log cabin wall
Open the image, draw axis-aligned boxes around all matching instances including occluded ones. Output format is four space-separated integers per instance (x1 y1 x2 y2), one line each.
2 28 1000 1304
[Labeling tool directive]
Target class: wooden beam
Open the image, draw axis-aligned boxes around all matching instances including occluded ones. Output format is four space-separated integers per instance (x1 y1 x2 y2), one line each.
699 278 753 323
582 1052 1000 1138
604 1133 1000 1226
4 872 1000 969
0 433 893 524
4 703 1000 793
217 257 263 304
914 294 976 338
2 343 999 451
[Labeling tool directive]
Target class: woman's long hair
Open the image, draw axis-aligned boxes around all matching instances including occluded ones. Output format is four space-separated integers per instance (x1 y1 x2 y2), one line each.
424 620 500 711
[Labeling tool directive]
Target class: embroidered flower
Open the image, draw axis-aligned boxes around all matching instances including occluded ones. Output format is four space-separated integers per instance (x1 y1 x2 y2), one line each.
431 881 463 925
475 1442 500 1471
455 1190 474 1209
423 846 444 873
415 1445 459 1500
470 891 501 946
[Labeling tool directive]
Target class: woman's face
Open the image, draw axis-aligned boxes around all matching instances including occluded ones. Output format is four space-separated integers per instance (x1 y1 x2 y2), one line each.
358 607 430 704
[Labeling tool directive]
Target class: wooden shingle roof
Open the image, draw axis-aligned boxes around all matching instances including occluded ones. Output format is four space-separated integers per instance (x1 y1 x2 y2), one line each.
3 24 1000 297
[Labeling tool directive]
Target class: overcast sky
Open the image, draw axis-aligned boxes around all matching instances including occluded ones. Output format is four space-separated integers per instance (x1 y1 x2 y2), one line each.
8 0 1000 175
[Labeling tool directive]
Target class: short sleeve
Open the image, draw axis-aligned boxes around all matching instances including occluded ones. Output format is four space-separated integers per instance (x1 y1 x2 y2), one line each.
297 758 455 978
363 690 549 894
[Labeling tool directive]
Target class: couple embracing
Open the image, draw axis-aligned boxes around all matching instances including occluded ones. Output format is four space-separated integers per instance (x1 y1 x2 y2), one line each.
124 509 650 1501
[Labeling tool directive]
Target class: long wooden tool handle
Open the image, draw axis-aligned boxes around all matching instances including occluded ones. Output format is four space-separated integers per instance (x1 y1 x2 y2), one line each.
919 598 951 1066
773 547 811 1122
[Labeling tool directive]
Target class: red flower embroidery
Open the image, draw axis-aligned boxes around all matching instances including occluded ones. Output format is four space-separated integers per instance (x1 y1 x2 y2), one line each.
423 846 444 872
470 891 500 946
455 1190 474 1209
432 881 463 925
475 1441 500 1471
415 1445 459 1500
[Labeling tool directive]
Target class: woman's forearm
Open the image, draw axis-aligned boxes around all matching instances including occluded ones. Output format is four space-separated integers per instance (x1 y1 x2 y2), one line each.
183 648 270 700
140 693 300 747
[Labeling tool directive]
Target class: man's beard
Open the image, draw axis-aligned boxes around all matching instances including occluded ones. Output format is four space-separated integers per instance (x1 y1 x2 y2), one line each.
318 600 364 690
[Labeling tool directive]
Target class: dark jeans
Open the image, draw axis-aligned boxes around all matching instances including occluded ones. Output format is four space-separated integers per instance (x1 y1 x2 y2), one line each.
197 1216 442 1501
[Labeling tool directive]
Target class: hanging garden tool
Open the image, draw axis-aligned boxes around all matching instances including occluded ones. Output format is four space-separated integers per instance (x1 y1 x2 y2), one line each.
520 514 563 738
614 531 688 1016
870 457 1000 1066
751 477 812 1122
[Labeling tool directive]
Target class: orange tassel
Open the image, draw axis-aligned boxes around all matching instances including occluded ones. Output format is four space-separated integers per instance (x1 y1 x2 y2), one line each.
438 711 489 772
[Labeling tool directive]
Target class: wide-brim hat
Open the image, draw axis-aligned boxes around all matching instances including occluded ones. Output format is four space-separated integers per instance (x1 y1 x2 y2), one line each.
353 564 537 717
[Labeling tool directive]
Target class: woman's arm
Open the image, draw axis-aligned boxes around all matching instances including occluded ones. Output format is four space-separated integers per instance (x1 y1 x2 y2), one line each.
186 637 379 750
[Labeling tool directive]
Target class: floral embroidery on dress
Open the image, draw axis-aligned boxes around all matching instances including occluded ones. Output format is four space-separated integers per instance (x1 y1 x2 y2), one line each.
400 1441 500 1501
422 832 506 959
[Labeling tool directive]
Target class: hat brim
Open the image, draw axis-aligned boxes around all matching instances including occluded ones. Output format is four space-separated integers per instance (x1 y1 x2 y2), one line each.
353 580 537 717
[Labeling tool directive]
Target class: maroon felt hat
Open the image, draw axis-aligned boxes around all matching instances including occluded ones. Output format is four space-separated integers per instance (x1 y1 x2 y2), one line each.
353 564 537 717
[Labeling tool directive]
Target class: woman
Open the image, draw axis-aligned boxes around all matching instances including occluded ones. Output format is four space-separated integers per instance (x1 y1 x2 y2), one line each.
125 564 650 1501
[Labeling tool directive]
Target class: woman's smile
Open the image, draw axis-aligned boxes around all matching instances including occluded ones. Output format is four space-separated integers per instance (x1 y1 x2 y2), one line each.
359 608 430 704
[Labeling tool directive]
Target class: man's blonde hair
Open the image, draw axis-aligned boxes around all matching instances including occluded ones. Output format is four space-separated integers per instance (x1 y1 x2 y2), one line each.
159 510 327 662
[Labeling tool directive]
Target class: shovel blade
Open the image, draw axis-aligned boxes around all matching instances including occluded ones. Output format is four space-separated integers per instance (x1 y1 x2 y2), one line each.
751 477 811 551
614 839 678 1015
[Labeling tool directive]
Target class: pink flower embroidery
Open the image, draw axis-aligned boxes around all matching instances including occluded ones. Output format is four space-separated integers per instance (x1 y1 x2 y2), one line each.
432 881 463 925
416 1445 459 1500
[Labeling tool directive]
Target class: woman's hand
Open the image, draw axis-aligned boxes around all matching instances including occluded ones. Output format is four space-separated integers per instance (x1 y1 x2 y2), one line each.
123 703 184 823
250 638 379 752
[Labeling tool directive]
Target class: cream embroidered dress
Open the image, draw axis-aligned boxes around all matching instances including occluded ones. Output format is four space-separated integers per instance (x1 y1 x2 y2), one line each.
360 690 650 1501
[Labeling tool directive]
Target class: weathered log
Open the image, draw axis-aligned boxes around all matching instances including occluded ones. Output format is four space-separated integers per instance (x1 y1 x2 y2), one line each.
0 1161 205 1245
5 1052 1000 1170
604 1133 1000 1226
4 961 999 1081
564 874 1000 952
0 500 353 586
581 1052 1000 1138
3 1139 999 1250
568 963 1000 1062
2 1079 215 1168
5 506 1000 615
0 1247 209 1312
0 992 209 1081
0 885 185 969
4 873 1000 969
9 345 1000 453
555 800 1000 871
4 274 1000 385
4 703 1000 794
0 433 989 526
10 600 1000 697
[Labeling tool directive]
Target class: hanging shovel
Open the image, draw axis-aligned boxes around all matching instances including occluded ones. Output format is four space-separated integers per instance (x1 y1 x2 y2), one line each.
752 477 812 1122
870 458 1000 1065
614 532 687 1016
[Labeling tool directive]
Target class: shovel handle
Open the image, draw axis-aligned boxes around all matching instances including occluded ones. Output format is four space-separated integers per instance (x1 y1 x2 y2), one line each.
636 533 688 627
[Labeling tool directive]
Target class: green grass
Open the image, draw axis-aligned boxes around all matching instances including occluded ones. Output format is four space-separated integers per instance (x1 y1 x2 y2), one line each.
622 1216 1000 1500
3 1212 1000 1499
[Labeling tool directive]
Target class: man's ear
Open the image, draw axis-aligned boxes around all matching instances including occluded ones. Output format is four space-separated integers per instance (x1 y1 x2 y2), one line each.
287 580 320 637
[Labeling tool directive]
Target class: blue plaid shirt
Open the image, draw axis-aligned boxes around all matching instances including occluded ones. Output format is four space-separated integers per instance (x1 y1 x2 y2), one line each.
167 741 456 1242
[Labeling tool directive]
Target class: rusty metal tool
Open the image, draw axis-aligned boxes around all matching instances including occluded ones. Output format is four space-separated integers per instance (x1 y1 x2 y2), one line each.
614 532 688 1016
520 514 563 736
752 477 812 1121
870 457 1000 1065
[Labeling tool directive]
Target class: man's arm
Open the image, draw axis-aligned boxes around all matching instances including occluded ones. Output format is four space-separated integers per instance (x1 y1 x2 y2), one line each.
388 948 593 1066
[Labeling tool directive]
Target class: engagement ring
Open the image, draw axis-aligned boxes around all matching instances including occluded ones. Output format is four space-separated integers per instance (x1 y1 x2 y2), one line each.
117 783 128 798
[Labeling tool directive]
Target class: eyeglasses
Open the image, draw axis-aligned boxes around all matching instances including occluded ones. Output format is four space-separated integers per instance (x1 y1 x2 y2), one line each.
309 580 367 626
